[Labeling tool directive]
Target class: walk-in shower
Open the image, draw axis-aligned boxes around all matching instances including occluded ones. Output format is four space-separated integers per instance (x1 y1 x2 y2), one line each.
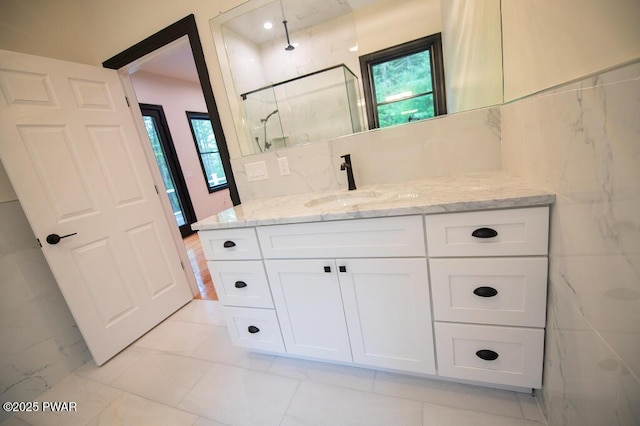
241 64 364 155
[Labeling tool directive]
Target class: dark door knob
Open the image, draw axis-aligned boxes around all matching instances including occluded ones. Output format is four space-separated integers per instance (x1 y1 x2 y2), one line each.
46 233 77 245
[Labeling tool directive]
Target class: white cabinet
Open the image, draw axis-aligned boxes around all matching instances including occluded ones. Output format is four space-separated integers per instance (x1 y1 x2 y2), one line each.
434 322 544 388
256 215 425 258
200 206 550 390
425 207 549 389
429 257 548 327
265 259 352 362
425 206 549 257
261 216 436 375
223 306 286 353
198 228 285 354
339 258 435 374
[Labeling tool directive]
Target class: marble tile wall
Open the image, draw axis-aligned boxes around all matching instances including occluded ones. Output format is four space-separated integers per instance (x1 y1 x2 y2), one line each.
0 198 91 423
501 61 640 425
232 105 502 200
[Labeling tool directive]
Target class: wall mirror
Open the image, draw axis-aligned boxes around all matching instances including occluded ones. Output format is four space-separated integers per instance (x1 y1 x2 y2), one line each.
210 0 503 157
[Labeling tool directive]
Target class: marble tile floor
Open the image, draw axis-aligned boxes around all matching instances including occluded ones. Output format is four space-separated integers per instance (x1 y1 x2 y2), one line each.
2 300 547 426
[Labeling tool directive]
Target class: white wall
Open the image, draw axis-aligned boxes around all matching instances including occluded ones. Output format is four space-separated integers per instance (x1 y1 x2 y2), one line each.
231 105 502 200
502 0 640 101
502 59 640 426
353 0 441 56
441 0 503 113
0 161 91 423
131 72 233 220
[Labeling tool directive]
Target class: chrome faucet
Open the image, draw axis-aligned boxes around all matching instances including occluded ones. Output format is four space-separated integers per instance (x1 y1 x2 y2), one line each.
340 154 357 191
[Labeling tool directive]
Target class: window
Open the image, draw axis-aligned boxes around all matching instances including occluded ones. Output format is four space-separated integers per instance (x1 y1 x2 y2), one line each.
187 111 228 192
359 34 446 129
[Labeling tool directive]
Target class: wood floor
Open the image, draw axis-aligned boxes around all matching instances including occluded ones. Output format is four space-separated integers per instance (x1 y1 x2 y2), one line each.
183 233 218 300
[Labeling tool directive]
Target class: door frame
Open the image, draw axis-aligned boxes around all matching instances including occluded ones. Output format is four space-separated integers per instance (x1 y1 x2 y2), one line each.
140 103 198 238
102 14 241 207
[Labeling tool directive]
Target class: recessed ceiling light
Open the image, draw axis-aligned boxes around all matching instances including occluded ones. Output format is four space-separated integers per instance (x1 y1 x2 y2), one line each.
263 22 273 30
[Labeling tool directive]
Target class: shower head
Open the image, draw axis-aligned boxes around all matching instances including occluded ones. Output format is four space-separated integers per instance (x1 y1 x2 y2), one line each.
283 20 295 51
261 109 279 122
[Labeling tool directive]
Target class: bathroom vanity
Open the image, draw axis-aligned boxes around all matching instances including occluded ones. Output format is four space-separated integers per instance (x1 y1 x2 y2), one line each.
193 172 555 391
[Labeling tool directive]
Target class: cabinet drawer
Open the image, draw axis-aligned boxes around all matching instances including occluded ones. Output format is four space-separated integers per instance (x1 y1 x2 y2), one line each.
430 258 548 327
257 216 425 259
198 228 261 260
425 207 549 257
222 306 285 353
434 322 544 388
208 261 273 309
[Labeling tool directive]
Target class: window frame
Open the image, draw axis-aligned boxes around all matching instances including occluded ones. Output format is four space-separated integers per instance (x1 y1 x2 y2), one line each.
186 111 228 193
359 34 447 130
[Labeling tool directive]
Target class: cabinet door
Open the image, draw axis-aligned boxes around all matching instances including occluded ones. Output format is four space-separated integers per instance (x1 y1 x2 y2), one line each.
338 258 436 374
265 260 352 362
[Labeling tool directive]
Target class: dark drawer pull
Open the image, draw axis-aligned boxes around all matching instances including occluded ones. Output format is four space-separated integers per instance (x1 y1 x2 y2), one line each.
473 286 498 297
235 281 247 288
471 227 498 239
324 266 331 273
476 349 499 361
223 240 236 248
339 266 347 273
247 325 260 334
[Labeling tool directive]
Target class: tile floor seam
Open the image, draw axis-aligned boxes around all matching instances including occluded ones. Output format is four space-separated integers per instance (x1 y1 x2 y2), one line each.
175 360 217 412
278 379 303 426
106 353 215 411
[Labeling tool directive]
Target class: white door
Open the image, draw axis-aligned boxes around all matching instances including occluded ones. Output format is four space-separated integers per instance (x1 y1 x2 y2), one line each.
265 259 352 362
0 49 193 365
338 258 436 374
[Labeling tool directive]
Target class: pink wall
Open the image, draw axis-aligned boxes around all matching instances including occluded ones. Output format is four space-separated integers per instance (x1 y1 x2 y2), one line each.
131 71 232 220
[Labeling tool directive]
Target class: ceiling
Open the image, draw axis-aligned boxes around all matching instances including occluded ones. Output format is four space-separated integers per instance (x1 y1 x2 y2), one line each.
223 0 379 45
131 0 379 84
134 42 199 84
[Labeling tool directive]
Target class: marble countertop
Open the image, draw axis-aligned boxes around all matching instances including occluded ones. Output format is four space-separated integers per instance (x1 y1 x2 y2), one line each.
192 172 555 230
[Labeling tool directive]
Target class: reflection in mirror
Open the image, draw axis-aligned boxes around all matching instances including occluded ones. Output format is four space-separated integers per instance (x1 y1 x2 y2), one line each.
210 0 503 157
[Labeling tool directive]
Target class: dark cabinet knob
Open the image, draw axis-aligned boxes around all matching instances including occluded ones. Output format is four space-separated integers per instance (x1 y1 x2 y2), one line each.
339 266 347 273
223 240 236 248
476 349 499 361
324 266 331 273
46 232 77 245
471 227 498 239
473 286 498 297
247 325 260 334
235 281 247 288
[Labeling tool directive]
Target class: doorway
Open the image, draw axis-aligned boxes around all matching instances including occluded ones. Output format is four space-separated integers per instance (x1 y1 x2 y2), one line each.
103 14 233 300
102 14 239 205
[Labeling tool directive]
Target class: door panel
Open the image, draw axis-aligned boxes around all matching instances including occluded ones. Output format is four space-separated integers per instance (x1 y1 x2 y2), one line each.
19 125 98 220
88 125 145 206
339 258 436 374
265 259 352 362
0 49 192 365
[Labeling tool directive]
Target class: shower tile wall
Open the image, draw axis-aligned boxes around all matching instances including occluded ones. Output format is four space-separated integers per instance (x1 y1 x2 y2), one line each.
231 105 502 200
0 182 91 423
502 61 640 425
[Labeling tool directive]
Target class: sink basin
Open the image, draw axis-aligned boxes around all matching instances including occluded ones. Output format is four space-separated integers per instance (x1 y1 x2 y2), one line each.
304 191 381 207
